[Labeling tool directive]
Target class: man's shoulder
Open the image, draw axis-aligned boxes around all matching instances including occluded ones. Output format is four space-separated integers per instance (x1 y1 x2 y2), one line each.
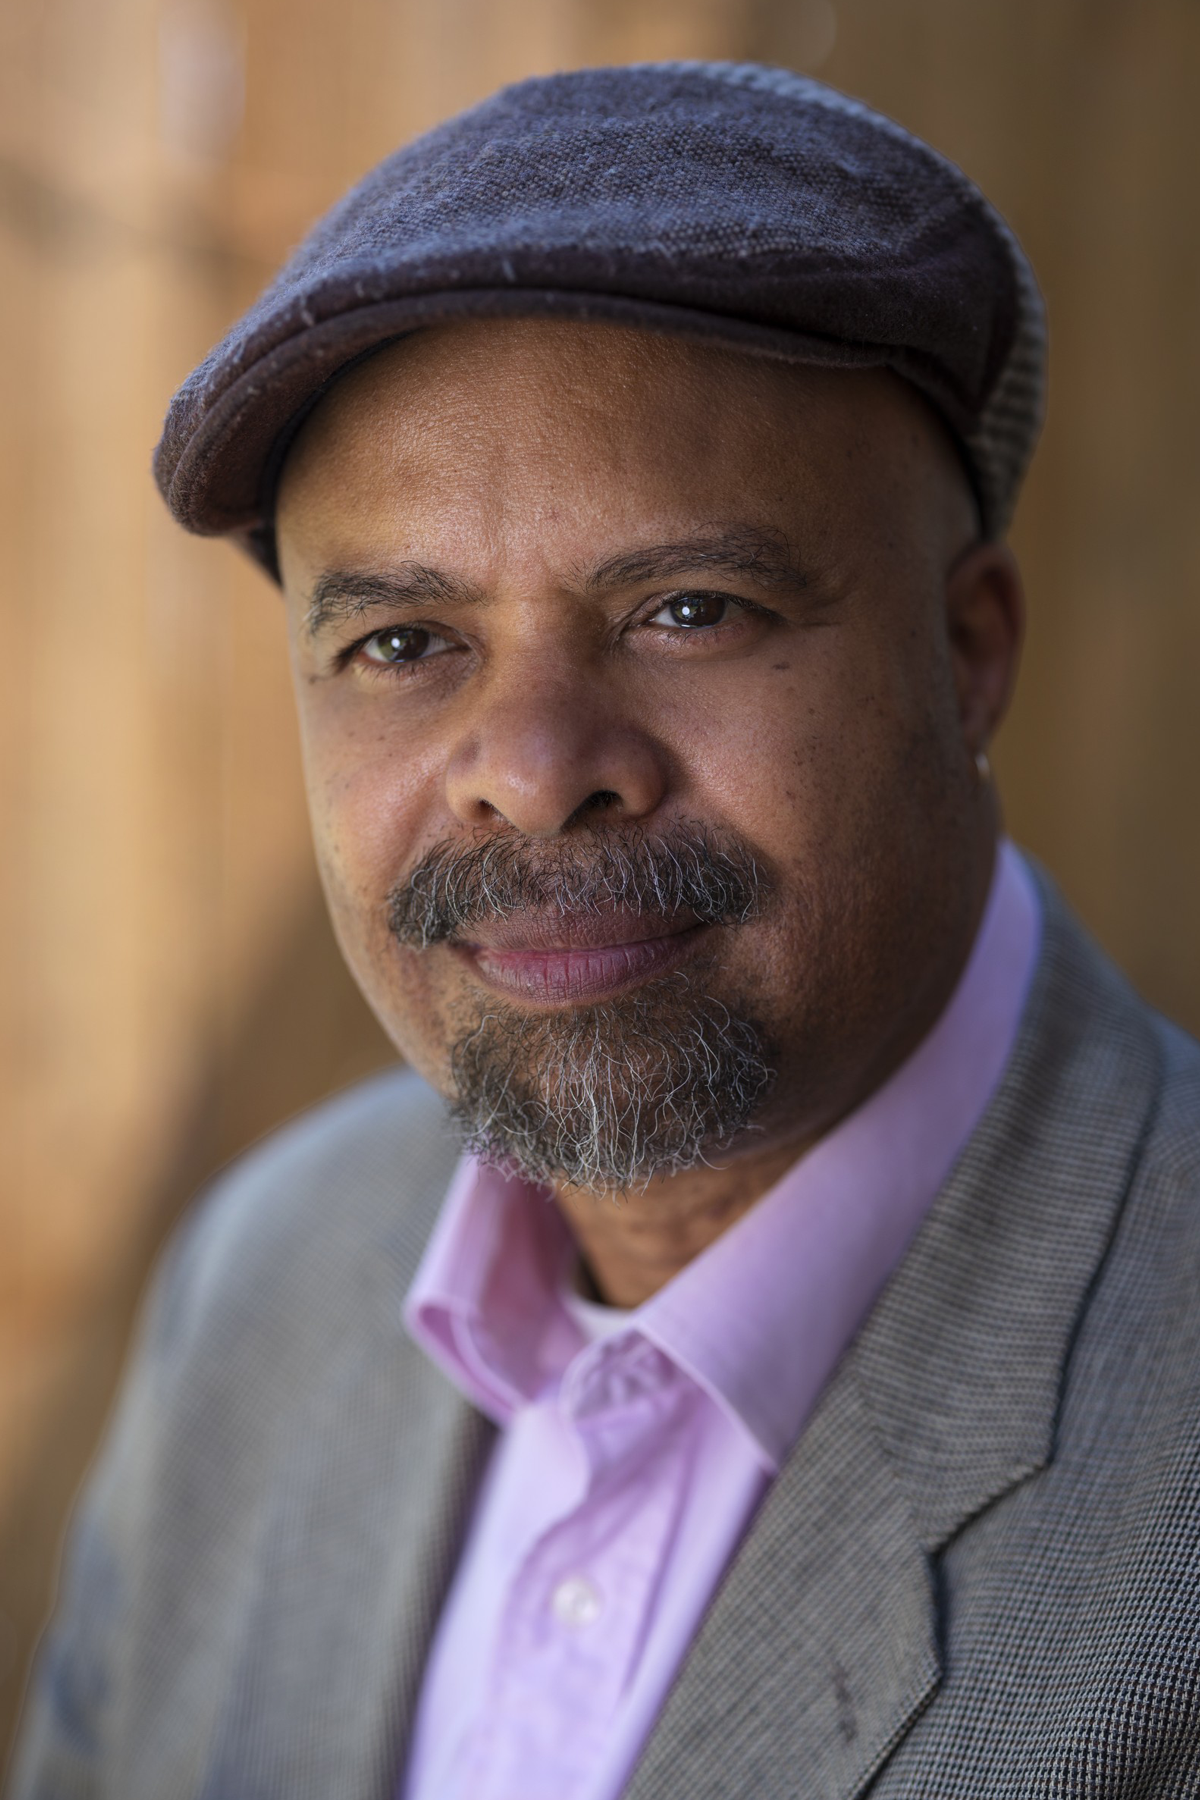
1047 894 1200 1315
1032 866 1200 1202
5 1072 474 1800
1110 997 1200 1268
1149 1013 1200 1173
1059 993 1200 1459
1121 1011 1200 1314
195 1062 456 1246
152 1066 460 1373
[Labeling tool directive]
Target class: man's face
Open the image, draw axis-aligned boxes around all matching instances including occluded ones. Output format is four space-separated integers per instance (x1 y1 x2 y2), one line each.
276 320 1010 1193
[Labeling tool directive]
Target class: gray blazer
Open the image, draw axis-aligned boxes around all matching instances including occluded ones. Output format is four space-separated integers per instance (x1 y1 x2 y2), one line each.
10 880 1200 1799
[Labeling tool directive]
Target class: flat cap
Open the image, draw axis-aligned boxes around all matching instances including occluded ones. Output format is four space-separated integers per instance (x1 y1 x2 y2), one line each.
155 61 1045 576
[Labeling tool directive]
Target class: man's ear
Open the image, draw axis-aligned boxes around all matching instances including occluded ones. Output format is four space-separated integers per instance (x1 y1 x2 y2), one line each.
944 540 1025 757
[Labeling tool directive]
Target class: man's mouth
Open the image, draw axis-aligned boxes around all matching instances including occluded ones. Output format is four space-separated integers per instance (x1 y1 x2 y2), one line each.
452 911 708 1005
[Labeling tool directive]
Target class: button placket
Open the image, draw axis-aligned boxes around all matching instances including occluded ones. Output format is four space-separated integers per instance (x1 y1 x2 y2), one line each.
463 1352 697 1800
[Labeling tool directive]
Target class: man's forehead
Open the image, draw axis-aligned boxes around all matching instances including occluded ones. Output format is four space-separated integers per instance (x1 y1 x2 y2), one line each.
276 322 969 592
280 320 930 511
289 318 882 449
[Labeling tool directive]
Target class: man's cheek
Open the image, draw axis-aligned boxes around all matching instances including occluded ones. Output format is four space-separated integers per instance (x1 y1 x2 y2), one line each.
373 949 466 1089
308 756 418 911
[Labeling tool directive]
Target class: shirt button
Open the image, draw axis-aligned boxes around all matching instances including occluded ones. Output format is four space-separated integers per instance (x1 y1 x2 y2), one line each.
551 1574 603 1628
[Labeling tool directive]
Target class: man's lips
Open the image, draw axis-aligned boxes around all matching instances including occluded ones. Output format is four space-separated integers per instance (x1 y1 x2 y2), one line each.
451 912 707 1005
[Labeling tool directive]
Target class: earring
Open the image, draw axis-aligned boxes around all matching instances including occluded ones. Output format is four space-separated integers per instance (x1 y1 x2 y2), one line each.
974 749 992 785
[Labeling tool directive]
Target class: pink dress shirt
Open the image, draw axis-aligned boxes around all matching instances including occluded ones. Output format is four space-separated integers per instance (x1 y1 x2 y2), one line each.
402 840 1041 1800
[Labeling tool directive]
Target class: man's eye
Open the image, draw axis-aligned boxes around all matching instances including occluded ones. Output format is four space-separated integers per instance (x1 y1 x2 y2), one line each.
648 592 732 630
358 626 448 665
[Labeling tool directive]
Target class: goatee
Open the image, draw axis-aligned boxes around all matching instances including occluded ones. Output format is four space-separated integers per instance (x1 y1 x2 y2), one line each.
448 977 774 1193
387 824 777 1194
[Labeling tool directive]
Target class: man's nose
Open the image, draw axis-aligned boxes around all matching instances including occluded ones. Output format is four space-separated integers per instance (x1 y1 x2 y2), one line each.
443 660 668 837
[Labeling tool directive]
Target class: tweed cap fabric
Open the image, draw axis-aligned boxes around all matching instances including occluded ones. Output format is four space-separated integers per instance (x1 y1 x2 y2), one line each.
154 61 1046 578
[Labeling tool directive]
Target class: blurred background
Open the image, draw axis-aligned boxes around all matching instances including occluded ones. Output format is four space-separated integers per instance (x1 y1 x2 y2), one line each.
2 0 1198 1762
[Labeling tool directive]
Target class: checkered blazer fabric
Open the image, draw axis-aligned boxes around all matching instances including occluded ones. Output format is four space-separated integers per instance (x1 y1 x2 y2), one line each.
9 872 1200 1799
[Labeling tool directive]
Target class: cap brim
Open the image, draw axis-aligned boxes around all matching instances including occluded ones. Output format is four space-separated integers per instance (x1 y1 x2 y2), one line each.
157 286 953 580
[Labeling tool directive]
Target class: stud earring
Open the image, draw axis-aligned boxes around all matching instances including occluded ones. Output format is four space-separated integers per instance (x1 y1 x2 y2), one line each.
974 749 992 785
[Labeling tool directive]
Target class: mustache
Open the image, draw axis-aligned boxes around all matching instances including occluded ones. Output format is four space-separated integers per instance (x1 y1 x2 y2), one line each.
387 823 768 950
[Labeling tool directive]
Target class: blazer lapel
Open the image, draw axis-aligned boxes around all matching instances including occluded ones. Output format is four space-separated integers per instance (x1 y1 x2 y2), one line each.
625 1351 940 1800
335 1194 500 1800
196 1130 498 1800
366 1392 496 1795
854 878 1161 1556
627 879 1162 1800
211 1363 496 1800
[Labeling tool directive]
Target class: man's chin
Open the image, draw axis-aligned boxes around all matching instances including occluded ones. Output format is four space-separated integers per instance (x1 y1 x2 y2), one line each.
442 976 776 1195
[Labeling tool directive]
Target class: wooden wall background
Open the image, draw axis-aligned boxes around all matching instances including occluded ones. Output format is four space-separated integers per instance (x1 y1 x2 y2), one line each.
1 0 1197 1760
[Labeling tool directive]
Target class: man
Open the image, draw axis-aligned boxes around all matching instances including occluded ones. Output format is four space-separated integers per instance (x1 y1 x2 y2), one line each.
11 61 1200 1800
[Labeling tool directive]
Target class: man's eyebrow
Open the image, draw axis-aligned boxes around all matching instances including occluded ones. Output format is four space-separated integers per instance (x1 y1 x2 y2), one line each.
583 527 808 594
304 566 485 637
305 527 808 636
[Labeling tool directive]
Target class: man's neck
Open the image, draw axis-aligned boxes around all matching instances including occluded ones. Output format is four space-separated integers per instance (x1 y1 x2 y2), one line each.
554 1130 823 1309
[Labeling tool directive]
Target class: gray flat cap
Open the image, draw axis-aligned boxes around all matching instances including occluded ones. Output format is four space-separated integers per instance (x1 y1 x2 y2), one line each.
154 61 1045 577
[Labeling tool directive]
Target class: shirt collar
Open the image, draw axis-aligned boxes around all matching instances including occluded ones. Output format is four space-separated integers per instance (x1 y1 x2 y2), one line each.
405 840 1041 1471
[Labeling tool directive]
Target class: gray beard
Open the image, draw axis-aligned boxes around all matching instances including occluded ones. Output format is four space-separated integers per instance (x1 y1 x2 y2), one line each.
446 974 775 1195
